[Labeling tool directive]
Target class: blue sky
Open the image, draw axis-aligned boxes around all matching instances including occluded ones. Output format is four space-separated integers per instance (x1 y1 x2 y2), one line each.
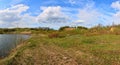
0 0 120 29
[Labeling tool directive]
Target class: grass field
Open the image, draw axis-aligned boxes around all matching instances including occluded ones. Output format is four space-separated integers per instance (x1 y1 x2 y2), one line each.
1 33 120 65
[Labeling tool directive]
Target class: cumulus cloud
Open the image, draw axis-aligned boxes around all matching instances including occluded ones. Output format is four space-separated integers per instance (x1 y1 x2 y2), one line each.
1 1 119 29
37 6 69 23
0 5 70 28
111 1 120 24
11 14 37 28
70 20 84 27
111 1 120 10
112 12 120 24
0 4 38 28
78 8 100 22
0 4 29 22
75 3 104 27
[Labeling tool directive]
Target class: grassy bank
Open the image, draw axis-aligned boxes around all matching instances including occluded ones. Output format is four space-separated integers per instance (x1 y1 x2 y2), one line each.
0 33 120 65
1 25 120 65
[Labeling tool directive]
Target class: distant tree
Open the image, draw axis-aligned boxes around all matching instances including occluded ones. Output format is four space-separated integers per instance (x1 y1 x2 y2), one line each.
77 26 88 30
59 26 70 31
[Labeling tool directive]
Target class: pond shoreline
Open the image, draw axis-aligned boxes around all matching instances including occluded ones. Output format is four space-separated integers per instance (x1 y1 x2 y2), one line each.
0 39 29 65
0 34 30 59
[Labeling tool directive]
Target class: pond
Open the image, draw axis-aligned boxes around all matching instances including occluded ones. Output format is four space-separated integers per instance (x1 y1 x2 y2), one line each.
0 34 30 58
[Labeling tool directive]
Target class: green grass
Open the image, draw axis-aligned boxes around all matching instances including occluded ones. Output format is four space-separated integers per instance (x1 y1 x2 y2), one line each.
1 34 120 65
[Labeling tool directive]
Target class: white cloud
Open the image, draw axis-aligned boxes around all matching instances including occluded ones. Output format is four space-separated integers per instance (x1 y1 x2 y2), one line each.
68 0 93 6
37 6 69 23
111 11 120 24
11 14 37 28
1 1 120 29
76 3 103 27
111 1 120 24
111 1 120 10
70 2 113 27
70 20 84 27
37 6 70 28
0 4 29 22
0 4 38 28
114 11 120 17
75 20 84 23
0 5 70 28
78 8 100 22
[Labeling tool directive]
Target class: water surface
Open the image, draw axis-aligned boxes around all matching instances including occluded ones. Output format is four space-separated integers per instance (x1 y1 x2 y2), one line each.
0 34 29 58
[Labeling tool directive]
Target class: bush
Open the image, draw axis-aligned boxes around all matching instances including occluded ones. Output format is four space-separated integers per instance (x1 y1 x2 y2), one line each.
59 26 70 31
48 32 65 38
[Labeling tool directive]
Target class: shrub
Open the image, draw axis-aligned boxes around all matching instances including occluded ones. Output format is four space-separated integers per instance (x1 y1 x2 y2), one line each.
48 32 65 38
59 26 70 31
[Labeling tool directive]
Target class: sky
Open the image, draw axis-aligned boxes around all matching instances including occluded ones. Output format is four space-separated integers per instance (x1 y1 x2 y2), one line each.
0 0 120 29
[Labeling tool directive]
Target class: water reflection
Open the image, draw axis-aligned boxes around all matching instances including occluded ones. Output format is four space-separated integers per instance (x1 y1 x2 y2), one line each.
0 34 29 58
